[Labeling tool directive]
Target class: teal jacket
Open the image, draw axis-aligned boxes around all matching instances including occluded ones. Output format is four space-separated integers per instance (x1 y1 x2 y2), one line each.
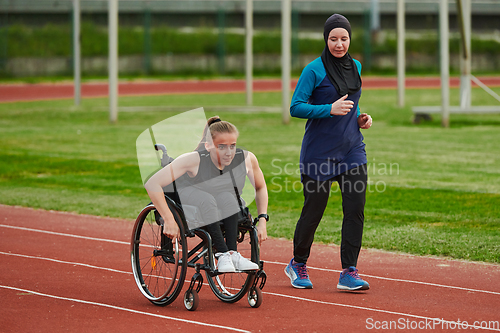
290 57 367 180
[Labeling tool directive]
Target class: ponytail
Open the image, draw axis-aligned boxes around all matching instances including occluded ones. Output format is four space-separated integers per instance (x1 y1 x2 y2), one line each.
195 116 239 151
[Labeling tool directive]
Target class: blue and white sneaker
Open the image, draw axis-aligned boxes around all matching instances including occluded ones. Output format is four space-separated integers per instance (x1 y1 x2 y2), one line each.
337 266 370 291
284 259 313 289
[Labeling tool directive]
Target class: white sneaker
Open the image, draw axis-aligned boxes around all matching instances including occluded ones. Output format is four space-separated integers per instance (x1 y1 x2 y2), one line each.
215 252 236 273
231 251 259 271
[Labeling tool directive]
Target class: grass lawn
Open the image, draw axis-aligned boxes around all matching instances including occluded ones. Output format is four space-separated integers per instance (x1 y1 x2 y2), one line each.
1 85 499 263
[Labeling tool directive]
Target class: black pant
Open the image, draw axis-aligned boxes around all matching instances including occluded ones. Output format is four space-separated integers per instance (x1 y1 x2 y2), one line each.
293 164 367 269
204 213 239 253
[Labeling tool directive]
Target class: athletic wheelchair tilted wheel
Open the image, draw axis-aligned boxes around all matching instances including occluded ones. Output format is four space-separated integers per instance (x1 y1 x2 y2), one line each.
130 201 187 306
131 143 267 310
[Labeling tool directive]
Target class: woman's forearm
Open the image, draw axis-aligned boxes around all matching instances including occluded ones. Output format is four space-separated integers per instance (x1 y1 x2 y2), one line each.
255 186 268 216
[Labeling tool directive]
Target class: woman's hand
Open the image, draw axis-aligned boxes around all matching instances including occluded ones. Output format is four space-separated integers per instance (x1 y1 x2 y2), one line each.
257 219 268 244
357 113 372 129
162 216 181 240
330 94 354 116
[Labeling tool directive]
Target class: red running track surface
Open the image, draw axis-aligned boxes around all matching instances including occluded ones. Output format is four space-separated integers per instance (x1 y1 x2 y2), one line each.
1 205 499 332
1 77 500 103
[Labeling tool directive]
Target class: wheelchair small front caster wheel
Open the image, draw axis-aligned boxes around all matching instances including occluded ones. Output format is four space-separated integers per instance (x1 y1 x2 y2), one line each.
247 287 262 308
184 290 199 311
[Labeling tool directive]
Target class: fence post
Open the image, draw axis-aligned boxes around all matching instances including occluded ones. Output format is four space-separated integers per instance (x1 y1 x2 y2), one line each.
439 0 450 127
73 0 81 106
291 9 299 71
281 0 291 125
143 5 152 75
363 10 372 72
217 7 225 75
245 0 253 105
397 0 405 107
109 0 118 123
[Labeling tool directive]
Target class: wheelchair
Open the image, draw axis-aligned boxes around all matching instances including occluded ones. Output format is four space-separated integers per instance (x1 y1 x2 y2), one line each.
130 144 267 311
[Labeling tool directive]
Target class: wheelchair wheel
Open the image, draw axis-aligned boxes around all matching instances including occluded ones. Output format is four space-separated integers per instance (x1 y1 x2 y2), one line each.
247 287 263 308
204 225 258 303
183 290 200 311
131 203 187 306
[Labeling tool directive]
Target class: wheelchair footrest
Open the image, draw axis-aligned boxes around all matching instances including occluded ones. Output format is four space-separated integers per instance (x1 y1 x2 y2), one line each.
187 264 204 294
253 266 267 291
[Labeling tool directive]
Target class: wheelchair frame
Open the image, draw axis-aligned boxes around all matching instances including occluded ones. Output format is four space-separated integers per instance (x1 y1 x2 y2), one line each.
130 144 267 311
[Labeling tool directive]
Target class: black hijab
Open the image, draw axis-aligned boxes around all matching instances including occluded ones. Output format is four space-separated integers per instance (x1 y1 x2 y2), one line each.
321 14 361 96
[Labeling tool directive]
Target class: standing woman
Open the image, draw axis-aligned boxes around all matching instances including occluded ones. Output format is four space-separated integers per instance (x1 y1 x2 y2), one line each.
284 14 372 291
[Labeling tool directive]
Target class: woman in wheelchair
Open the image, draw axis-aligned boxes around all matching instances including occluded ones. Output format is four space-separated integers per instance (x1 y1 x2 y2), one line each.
144 116 268 273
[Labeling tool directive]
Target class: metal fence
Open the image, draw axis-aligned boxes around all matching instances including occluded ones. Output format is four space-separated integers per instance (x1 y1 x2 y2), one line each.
2 0 500 14
0 0 499 78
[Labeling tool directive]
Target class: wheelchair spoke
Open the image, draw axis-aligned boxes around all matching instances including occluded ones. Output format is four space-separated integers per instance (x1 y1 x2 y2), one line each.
131 204 187 305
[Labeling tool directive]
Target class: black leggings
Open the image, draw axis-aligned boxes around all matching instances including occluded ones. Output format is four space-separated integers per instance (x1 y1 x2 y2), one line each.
204 214 239 253
293 164 367 269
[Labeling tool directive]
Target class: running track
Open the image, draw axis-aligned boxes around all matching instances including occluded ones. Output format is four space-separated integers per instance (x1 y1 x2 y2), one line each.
1 79 500 331
1 76 500 103
1 205 499 332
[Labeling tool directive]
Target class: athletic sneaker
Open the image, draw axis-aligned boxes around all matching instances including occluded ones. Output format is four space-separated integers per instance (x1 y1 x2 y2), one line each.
337 266 370 291
230 251 259 271
284 258 313 289
215 252 236 273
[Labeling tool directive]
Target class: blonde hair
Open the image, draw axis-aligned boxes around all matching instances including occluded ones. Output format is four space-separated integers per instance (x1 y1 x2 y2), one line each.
195 116 239 151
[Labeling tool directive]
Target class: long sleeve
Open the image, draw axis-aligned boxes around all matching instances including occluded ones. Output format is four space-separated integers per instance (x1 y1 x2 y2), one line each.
290 57 366 181
290 58 332 119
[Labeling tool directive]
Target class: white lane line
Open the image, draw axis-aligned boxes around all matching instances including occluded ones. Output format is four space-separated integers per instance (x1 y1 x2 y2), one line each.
263 291 500 331
2 251 499 332
0 224 128 245
0 251 130 275
265 260 500 296
0 251 226 291
2 224 499 296
0 285 250 333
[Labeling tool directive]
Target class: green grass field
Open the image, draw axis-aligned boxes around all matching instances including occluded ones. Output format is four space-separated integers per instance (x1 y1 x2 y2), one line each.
1 85 499 263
